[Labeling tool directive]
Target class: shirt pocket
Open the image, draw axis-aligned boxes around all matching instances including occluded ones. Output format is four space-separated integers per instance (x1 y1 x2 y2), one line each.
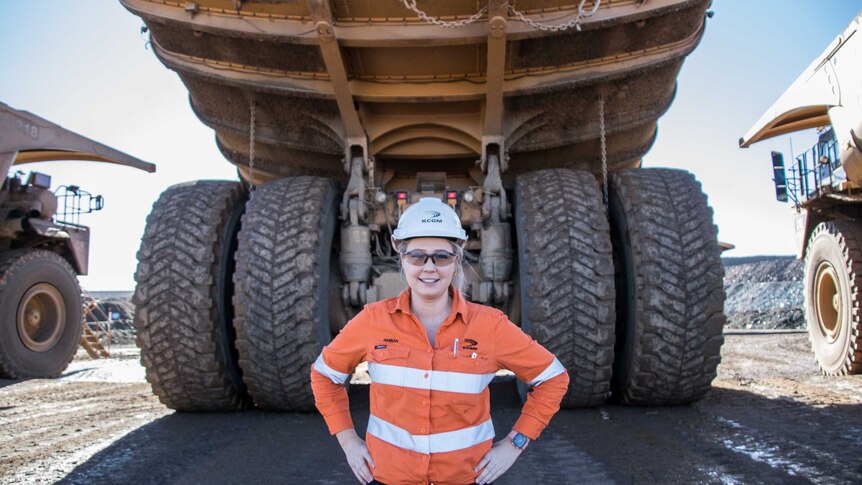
367 347 411 393
445 353 497 405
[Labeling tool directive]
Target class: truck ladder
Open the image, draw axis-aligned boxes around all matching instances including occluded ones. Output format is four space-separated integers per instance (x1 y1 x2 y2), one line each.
80 292 112 358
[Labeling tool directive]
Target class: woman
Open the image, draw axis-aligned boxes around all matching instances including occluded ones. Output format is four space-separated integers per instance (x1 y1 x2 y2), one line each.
311 197 569 485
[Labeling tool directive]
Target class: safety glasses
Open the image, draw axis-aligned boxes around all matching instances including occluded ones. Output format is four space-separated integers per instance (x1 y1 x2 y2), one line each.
400 250 457 267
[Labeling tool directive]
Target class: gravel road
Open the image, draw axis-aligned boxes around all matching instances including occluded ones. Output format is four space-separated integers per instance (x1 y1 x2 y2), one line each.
1 333 860 485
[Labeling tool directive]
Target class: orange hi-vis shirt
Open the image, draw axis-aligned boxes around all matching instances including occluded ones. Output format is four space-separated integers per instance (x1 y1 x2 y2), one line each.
311 288 569 485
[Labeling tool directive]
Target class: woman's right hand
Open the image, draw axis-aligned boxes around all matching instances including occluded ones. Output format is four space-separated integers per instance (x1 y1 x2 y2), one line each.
336 428 376 484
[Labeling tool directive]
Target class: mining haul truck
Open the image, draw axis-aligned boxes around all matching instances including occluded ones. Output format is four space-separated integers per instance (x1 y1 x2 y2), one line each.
124 0 726 411
0 102 155 379
741 11 862 376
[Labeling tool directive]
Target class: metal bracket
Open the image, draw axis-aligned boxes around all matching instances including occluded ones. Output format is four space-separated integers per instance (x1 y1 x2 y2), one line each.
480 136 507 173
0 151 17 181
480 0 508 173
307 1 372 176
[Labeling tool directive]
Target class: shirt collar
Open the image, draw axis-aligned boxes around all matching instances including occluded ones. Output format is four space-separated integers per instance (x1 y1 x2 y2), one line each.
389 287 468 321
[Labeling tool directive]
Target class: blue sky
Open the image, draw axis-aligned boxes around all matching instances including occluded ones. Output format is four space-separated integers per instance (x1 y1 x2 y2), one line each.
1 1 860 290
646 1 861 261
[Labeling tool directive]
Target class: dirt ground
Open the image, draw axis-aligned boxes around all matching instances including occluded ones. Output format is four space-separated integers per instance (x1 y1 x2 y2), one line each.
1 332 861 484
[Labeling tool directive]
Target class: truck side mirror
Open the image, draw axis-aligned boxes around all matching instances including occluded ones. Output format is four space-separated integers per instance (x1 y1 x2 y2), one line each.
91 195 105 212
771 151 788 202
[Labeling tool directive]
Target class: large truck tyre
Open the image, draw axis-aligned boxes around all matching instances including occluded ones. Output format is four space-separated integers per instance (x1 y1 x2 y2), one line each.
134 181 249 411
0 250 82 379
804 222 862 375
514 169 616 407
609 168 725 405
233 176 339 411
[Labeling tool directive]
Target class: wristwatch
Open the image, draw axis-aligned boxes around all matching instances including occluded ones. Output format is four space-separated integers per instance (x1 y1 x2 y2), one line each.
507 430 530 450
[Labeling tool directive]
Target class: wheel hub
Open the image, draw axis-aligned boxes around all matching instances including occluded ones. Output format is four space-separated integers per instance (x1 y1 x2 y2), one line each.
814 262 841 343
17 283 66 352
27 307 42 326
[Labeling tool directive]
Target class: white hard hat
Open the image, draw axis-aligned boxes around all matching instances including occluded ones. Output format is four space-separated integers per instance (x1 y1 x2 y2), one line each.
392 197 467 242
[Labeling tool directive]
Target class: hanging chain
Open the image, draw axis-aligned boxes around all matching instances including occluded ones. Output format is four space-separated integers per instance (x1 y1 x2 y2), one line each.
600 94 609 207
508 0 601 32
400 0 488 28
248 100 256 192
400 1 602 31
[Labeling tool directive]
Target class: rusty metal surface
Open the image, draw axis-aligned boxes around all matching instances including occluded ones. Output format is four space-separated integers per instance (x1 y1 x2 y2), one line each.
122 0 710 184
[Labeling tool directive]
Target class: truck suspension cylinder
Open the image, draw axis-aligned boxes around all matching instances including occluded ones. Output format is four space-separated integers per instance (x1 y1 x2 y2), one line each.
477 221 512 305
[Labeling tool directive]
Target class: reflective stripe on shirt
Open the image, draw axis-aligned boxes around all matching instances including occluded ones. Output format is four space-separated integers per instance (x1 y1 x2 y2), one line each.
367 362 495 394
368 414 495 454
313 353 350 384
528 357 566 386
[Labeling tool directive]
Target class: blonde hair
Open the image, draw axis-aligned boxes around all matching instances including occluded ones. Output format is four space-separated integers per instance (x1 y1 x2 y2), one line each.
396 239 465 294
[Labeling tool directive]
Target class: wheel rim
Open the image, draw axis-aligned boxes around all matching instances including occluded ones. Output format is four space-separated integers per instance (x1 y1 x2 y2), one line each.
17 283 66 352
814 262 841 343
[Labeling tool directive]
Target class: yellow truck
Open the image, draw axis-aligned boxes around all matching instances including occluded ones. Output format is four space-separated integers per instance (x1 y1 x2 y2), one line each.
741 10 862 376
0 102 154 378
123 0 726 411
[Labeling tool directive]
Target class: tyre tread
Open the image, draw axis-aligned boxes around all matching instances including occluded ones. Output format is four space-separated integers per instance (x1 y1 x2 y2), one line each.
516 169 616 407
133 180 248 411
611 168 726 405
804 221 862 375
233 176 338 411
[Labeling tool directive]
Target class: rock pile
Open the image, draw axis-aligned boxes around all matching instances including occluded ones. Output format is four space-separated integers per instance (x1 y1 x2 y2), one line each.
722 256 804 330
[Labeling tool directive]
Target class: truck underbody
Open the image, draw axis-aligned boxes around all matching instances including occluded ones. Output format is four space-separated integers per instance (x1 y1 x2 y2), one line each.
124 0 726 411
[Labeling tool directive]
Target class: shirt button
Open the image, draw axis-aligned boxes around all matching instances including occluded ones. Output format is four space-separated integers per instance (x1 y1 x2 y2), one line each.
421 400 428 405
475 362 480 367
427 349 432 353
422 456 428 461
420 427 426 433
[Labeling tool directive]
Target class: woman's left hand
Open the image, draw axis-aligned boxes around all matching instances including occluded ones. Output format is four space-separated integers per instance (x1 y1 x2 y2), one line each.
474 438 523 484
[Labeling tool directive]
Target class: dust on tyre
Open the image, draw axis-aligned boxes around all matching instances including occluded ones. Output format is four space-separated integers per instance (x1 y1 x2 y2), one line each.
134 180 249 411
609 168 725 405
804 221 862 375
233 176 339 411
514 168 616 408
0 250 82 379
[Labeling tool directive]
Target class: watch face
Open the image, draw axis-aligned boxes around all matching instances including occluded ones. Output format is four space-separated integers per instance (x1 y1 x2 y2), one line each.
513 433 528 448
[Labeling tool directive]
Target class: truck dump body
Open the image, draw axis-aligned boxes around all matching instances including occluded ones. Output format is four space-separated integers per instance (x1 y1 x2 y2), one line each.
741 11 861 186
122 0 709 183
